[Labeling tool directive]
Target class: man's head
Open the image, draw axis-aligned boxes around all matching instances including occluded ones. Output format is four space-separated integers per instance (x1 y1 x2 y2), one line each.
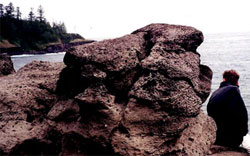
223 69 239 85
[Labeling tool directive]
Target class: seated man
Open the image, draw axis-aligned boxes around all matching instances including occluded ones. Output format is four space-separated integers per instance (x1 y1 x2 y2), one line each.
207 69 248 148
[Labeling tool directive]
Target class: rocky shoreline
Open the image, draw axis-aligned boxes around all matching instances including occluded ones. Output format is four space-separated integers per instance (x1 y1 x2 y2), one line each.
0 40 95 56
0 24 248 156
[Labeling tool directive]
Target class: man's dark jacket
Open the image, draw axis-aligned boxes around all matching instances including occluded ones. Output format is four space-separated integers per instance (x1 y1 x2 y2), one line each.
207 81 248 147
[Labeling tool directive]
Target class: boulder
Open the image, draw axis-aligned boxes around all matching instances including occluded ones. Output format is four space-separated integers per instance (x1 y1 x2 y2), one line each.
0 53 15 76
0 61 65 155
208 145 249 156
0 24 217 155
56 23 216 155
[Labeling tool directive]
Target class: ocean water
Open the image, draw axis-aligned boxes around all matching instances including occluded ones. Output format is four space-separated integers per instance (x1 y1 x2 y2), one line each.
198 32 250 132
11 52 66 71
10 32 250 131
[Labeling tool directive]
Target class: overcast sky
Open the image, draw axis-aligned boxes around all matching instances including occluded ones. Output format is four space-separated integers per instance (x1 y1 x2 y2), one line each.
2 0 250 40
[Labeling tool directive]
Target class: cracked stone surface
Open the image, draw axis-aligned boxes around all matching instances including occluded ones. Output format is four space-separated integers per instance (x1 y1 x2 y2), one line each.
0 24 217 156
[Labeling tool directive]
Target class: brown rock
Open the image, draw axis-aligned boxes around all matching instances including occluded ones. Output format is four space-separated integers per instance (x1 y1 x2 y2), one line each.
47 99 80 121
0 61 65 155
56 23 215 155
0 24 217 156
208 145 249 156
0 53 15 76
165 111 216 155
129 72 202 116
132 23 204 52
111 98 189 156
75 84 123 146
210 152 249 156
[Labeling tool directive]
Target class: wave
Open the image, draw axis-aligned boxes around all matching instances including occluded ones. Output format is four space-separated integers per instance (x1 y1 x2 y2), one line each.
241 134 250 152
11 54 36 58
44 52 66 56
11 52 66 58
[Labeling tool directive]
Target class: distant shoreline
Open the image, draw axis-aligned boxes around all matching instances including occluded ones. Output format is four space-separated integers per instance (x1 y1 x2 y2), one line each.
0 40 95 56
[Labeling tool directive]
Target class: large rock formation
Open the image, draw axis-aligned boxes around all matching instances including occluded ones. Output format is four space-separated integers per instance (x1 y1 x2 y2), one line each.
57 23 216 155
0 24 217 155
0 61 65 155
0 53 15 76
208 145 249 156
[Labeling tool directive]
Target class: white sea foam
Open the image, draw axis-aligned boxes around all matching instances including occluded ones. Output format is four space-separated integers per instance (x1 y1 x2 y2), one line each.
241 134 250 152
11 52 65 71
44 52 66 56
11 52 66 58
11 54 36 58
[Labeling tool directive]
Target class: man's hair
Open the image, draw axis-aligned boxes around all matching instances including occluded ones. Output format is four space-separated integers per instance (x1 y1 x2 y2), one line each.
223 69 239 85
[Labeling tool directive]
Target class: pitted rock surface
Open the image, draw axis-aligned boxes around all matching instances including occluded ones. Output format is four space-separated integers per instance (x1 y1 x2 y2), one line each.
0 61 65 155
0 53 15 76
56 23 216 155
0 24 216 156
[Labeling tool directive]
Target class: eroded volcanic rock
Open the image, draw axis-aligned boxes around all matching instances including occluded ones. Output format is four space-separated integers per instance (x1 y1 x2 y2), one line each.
0 53 15 76
0 61 65 155
56 23 216 155
0 24 217 156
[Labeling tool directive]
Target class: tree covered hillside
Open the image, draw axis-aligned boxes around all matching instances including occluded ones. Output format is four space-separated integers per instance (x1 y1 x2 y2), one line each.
0 2 84 52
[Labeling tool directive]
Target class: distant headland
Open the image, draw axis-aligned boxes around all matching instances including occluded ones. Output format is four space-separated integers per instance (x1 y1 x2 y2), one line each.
0 2 94 55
